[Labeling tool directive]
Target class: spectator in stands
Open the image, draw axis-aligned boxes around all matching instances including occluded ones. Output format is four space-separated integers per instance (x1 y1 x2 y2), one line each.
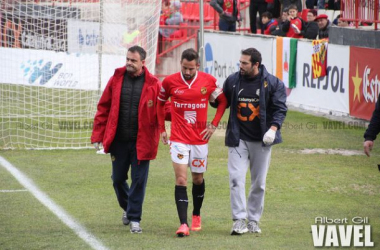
301 9 318 39
262 11 278 35
159 1 183 38
337 18 349 27
306 0 316 9
282 5 303 38
160 0 172 25
249 0 268 34
317 0 325 9
281 0 302 12
315 14 331 39
210 0 242 32
270 8 288 36
271 0 282 19
328 0 340 10
363 93 380 157
333 14 349 27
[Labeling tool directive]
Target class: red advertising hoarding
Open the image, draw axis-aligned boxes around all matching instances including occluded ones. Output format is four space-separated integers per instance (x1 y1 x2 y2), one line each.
349 46 380 120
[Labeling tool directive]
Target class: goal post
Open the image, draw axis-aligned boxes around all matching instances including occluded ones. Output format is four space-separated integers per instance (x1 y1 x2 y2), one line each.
0 0 162 149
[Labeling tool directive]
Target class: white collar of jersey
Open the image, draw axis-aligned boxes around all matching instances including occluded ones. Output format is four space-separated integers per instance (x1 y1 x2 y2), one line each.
180 71 198 89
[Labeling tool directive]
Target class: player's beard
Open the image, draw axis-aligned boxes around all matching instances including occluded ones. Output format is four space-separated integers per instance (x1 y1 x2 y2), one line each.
240 68 249 76
240 67 254 77
182 73 194 80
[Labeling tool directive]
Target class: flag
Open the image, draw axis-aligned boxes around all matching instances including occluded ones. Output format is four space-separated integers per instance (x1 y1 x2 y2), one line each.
276 37 297 88
312 39 328 79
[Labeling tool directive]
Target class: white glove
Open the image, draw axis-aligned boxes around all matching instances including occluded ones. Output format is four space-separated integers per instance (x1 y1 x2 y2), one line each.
210 87 223 103
263 129 276 145
93 142 103 150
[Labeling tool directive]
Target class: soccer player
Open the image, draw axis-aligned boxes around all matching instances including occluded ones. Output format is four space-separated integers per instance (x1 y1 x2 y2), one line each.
157 48 228 237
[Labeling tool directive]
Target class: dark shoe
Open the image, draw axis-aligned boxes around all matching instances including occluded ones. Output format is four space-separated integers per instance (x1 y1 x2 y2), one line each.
122 211 130 225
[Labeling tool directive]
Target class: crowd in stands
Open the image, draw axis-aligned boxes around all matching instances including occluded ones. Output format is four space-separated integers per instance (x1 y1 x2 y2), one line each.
158 0 357 47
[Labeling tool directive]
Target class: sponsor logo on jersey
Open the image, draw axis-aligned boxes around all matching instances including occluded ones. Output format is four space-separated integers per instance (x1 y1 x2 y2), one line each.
173 101 206 109
201 87 207 95
174 88 185 95
160 86 165 93
184 111 197 124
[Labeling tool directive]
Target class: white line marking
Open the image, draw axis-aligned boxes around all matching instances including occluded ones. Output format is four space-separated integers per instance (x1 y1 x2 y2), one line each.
0 156 109 250
0 189 28 193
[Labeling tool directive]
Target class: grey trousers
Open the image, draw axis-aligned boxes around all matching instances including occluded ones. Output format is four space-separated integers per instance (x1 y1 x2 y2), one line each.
228 140 272 222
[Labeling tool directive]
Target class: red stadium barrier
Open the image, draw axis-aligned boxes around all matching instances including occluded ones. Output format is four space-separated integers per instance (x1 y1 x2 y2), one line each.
340 0 380 30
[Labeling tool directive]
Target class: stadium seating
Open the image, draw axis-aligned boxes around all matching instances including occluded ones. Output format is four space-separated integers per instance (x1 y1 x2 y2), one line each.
181 2 216 22
325 10 334 22
189 3 200 21
181 2 193 20
203 3 214 22
162 22 188 42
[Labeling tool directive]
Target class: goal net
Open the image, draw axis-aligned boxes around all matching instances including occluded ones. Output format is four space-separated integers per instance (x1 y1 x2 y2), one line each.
0 0 161 149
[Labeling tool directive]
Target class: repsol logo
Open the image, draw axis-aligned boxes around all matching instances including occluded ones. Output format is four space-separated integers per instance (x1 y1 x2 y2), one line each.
302 63 345 93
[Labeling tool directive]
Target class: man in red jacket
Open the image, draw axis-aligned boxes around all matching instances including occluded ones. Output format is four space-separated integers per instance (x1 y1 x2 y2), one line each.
91 45 162 234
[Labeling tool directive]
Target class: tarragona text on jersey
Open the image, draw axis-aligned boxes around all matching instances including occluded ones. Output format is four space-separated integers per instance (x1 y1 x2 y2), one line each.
158 71 222 145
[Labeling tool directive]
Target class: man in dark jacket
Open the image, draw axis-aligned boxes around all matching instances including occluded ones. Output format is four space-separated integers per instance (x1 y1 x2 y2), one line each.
315 14 331 39
301 9 319 39
215 48 287 235
364 93 380 157
210 0 241 32
91 45 162 234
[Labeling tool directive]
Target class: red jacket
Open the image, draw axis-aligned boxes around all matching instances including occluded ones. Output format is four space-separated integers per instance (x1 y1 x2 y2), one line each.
91 66 161 160
285 17 303 38
264 19 278 35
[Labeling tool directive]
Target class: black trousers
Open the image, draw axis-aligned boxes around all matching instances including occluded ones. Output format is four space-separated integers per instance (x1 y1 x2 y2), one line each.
109 140 150 222
249 1 268 34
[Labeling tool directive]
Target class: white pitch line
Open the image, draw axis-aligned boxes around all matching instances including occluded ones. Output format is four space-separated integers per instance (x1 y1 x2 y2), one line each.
0 189 28 192
0 156 109 250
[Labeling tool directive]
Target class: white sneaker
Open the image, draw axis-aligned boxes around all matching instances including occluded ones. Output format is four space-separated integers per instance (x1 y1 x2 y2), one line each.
231 219 248 235
130 221 142 234
247 221 261 233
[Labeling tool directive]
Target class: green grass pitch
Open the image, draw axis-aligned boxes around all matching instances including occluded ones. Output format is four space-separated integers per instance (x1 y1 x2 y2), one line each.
0 109 379 249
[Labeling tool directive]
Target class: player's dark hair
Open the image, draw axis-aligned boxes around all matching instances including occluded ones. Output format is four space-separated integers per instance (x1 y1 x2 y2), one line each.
241 48 262 66
282 7 289 13
128 45 146 60
262 11 272 20
181 48 199 63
